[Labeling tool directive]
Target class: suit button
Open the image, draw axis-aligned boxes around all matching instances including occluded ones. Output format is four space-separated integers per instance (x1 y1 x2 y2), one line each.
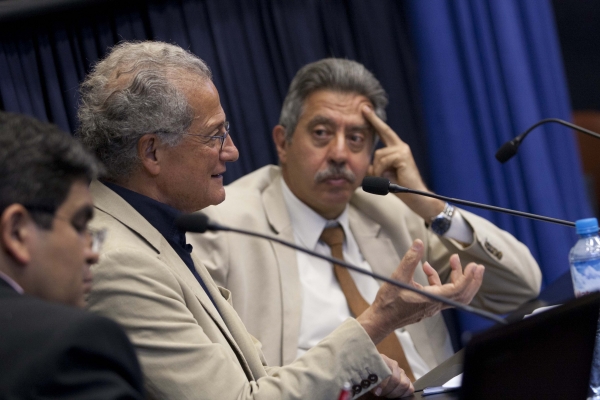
361 379 371 388
352 384 362 395
369 374 378 383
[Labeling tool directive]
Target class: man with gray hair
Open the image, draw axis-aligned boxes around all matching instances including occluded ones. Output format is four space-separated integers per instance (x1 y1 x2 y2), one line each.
190 58 542 382
80 41 485 399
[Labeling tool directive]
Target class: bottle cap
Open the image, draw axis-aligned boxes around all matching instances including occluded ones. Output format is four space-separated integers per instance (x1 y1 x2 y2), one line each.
575 218 599 235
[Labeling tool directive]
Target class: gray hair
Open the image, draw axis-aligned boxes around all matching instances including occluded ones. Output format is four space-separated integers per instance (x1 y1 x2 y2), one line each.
279 58 388 141
77 41 212 182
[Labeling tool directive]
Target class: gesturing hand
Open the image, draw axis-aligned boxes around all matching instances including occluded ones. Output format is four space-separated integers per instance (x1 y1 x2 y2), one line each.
357 239 484 344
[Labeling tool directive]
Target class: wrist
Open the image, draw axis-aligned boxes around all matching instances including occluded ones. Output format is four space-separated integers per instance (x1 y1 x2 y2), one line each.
357 307 391 345
429 202 455 236
397 194 445 221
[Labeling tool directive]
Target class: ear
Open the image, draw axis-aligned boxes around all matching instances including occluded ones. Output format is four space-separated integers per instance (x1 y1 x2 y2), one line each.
272 125 289 164
0 204 35 266
137 134 161 176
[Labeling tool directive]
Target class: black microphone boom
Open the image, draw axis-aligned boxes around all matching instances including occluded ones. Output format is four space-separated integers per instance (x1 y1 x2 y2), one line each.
362 176 575 228
495 118 600 163
176 213 507 325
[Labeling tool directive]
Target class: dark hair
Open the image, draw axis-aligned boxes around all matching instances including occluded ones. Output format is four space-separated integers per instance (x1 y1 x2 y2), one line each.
0 111 101 228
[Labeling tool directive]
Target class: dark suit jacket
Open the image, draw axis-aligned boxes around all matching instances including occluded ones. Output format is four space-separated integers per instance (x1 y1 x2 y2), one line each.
0 279 144 399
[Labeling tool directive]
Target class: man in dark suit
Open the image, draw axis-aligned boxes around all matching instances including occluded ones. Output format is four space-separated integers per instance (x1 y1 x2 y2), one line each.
0 111 145 399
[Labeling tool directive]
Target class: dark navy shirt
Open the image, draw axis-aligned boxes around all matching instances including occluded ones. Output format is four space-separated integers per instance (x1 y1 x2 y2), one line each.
103 182 219 310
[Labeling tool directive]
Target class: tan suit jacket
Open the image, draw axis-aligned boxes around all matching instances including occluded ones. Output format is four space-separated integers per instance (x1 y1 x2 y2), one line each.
189 165 542 368
86 180 389 400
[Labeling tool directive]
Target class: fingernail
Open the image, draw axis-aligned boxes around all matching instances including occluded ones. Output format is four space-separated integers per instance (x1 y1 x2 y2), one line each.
374 388 382 396
411 241 423 251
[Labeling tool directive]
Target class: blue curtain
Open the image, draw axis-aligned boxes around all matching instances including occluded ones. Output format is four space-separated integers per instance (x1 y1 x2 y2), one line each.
407 0 591 332
1 0 591 337
0 0 428 185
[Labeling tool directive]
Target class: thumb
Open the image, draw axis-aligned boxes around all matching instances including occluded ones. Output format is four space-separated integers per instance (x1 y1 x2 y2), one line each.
394 239 424 282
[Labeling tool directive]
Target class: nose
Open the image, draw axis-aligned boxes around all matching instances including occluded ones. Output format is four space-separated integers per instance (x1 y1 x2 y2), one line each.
220 133 239 162
86 247 100 265
327 132 349 164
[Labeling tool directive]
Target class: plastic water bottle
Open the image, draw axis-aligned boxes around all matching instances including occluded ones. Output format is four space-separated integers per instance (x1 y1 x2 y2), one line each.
569 218 600 400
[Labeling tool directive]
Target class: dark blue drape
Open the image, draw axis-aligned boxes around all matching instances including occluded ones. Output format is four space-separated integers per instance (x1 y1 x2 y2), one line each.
0 0 428 185
407 0 591 332
1 0 591 337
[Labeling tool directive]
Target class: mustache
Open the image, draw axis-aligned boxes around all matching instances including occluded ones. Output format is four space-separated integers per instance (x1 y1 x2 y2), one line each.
314 164 356 184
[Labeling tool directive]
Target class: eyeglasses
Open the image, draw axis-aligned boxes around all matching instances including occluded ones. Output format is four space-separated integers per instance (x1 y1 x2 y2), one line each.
183 121 230 151
87 228 107 253
51 217 107 253
23 204 106 253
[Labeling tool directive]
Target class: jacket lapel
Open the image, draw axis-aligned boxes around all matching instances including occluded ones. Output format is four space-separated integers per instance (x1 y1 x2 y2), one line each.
90 180 257 378
191 252 262 380
262 177 303 366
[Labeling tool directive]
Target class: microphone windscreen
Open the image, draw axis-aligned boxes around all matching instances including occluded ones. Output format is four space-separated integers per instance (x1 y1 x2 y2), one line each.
495 141 518 163
362 176 390 195
175 213 210 233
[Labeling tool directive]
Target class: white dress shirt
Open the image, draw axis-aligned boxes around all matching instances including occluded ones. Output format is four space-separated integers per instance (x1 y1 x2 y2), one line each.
281 178 473 380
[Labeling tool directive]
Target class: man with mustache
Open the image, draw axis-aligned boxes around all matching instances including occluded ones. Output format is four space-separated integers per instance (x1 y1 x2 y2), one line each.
81 41 488 399
190 58 542 382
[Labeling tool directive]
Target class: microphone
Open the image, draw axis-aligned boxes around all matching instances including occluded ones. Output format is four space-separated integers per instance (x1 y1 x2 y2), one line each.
176 213 507 325
362 176 575 227
495 118 600 163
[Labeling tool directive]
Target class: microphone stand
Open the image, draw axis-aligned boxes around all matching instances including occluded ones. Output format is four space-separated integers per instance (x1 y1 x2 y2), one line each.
496 118 600 163
177 214 507 325
362 176 575 228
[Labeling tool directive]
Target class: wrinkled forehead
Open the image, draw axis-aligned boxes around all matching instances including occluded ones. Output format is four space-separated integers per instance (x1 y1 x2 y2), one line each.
299 90 376 134
301 89 373 117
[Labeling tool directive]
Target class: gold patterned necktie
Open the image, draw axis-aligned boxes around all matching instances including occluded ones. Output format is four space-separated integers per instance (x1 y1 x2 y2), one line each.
320 225 416 382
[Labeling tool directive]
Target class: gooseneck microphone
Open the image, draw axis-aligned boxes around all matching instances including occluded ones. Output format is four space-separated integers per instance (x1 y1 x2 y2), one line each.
495 118 600 163
362 176 575 228
176 212 506 325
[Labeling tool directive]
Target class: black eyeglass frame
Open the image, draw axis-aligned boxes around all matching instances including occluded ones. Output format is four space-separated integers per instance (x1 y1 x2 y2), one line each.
183 121 230 151
22 203 106 252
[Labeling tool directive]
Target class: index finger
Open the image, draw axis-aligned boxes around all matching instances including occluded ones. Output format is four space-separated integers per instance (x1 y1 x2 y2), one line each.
362 105 403 147
391 240 425 283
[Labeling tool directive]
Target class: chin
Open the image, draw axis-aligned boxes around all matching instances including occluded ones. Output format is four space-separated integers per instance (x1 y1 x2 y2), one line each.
323 190 353 205
210 189 227 206
190 196 226 213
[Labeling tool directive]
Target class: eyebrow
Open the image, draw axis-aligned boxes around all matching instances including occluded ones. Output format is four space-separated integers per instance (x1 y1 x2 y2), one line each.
306 115 336 131
307 116 371 131
347 124 372 133
204 120 228 136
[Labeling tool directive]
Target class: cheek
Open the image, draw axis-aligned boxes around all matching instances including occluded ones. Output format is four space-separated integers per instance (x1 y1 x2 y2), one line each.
297 151 328 173
348 154 371 175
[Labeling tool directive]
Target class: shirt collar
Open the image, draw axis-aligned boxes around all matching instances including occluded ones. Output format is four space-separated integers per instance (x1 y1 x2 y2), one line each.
280 177 350 250
0 271 24 294
103 181 188 249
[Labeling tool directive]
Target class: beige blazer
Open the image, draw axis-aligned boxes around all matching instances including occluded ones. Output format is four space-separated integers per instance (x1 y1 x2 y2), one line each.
86 180 389 400
189 165 542 368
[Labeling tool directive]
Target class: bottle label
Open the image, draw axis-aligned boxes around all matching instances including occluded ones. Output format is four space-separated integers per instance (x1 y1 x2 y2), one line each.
571 259 600 297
